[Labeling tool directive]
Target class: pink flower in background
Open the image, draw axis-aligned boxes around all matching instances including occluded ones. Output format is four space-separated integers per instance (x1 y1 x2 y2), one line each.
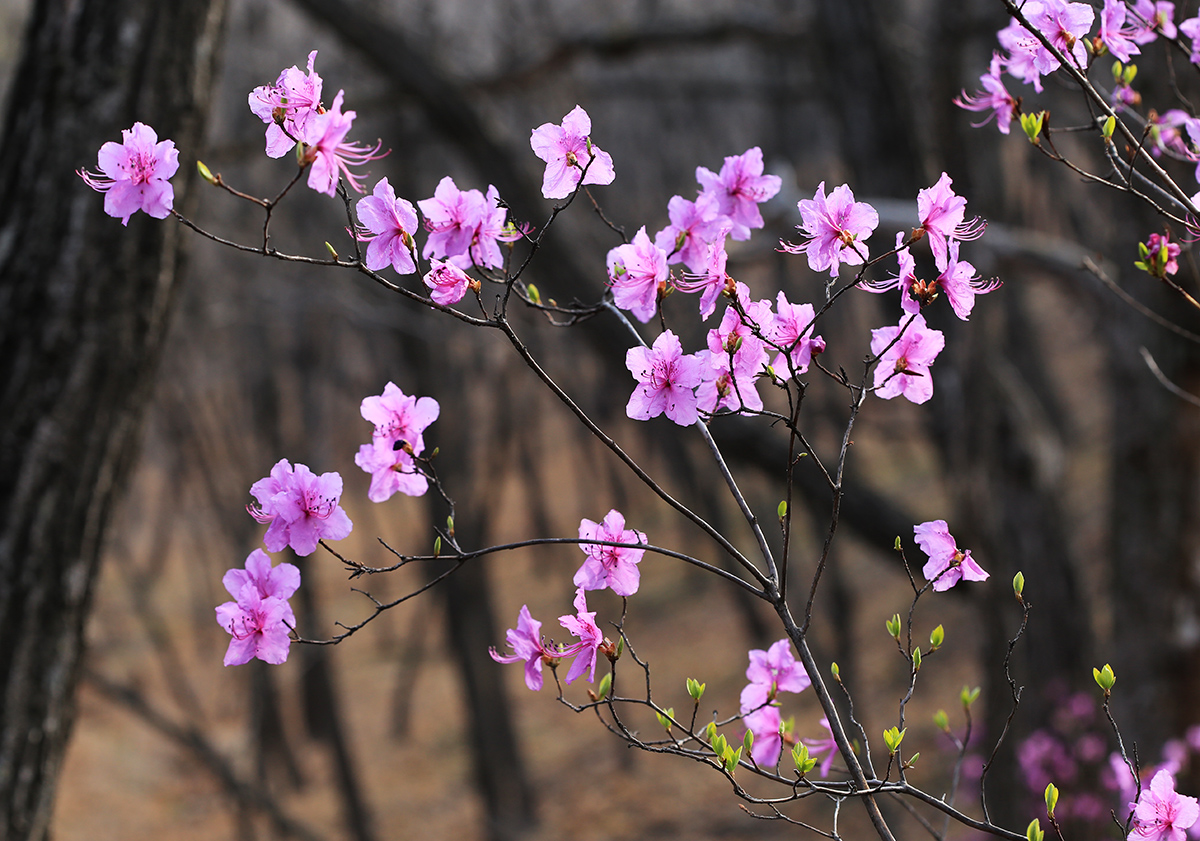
216 585 294 666
302 90 385 195
248 50 324 158
248 460 353 555
1180 16 1200 64
743 703 784 766
1129 769 1198 841
803 718 838 778
1100 0 1143 62
626 330 704 426
696 146 781 240
784 181 878 277
916 172 986 267
673 222 732 321
1131 0 1177 44
607 226 669 323
78 122 179 225
558 588 604 684
696 286 772 414
355 382 440 501
997 15 1051 92
356 177 418 274
574 509 647 596
914 520 989 591
467 185 514 270
490 605 554 691
529 105 615 199
870 314 945 404
424 259 474 305
768 291 825 377
655 193 722 274
1028 0 1095 69
955 52 1019 135
744 639 811 696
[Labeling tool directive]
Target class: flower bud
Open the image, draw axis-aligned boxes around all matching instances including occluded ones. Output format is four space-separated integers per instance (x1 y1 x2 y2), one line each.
1045 782 1059 817
196 160 217 185
933 709 950 732
1093 663 1116 694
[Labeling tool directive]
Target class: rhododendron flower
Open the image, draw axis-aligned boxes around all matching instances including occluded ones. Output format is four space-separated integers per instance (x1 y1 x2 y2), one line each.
419 177 512 270
1180 16 1200 64
424 259 475 305
803 718 838 778
784 182 878 277
1131 0 1177 44
355 382 439 501
743 704 784 767
1129 769 1199 841
673 222 732 320
574 509 647 596
216 584 295 666
768 291 825 377
78 122 179 225
490 605 554 691
607 226 669 323
916 172 986 267
529 105 615 199
558 588 604 685
935 240 995 320
302 90 385 195
222 549 301 615
1137 231 1183 279
655 192 722 274
914 520 989 591
696 287 772 414
356 178 418 274
955 52 1019 135
1029 0 1095 69
626 330 704 426
1100 0 1143 62
248 460 353 555
870 314 945 404
744 638 811 696
248 50 324 158
695 146 782 241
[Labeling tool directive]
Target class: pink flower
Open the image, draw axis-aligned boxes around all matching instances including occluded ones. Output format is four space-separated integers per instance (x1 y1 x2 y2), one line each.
625 330 704 426
914 520 989 591
955 52 1019 135
607 226 669 323
1180 16 1200 64
1028 0 1095 69
558 588 604 685
695 147 782 241
1138 231 1182 279
574 509 647 597
769 291 825 377
529 105 615 199
744 638 811 695
302 90 385 196
216 585 295 666
997 16 1051 93
356 177 418 274
655 193 722 274
743 704 784 767
1131 1 1177 44
916 172 986 267
248 50 324 158
424 259 474 305
490 605 554 691
1130 770 1199 841
870 313 945 405
419 177 512 270
803 718 838 778
739 639 809 767
78 122 179 226
355 382 440 502
672 222 733 321
936 240 995 320
784 182 878 277
222 549 301 612
696 287 772 414
248 459 353 556
1100 0 1143 63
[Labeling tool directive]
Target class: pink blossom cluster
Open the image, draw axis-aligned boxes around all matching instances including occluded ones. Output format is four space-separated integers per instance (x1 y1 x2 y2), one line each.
248 459 354 557
354 382 440 502
216 550 301 666
738 639 810 767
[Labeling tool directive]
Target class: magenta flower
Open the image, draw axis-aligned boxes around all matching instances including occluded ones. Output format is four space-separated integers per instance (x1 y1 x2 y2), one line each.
1100 0 1143 62
301 90 385 196
673 222 733 321
419 177 512 270
870 314 945 405
955 53 1019 135
222 549 301 614
935 240 994 321
490 605 554 691
607 226 669 323
356 177 418 274
1028 0 1095 70
743 703 784 767
1130 770 1199 841
696 147 782 241
1138 231 1183 279
625 330 704 426
768 291 825 377
574 509 647 597
424 259 475 305
355 382 440 502
216 585 295 666
655 193 722 274
997 16 1051 93
529 105 615 199
78 122 179 226
916 172 986 267
803 718 838 778
558 588 604 685
248 50 324 158
914 520 989 591
1180 16 1200 64
784 182 878 278
248 460 353 556
1131 0 1177 44
697 288 772 414
744 639 811 695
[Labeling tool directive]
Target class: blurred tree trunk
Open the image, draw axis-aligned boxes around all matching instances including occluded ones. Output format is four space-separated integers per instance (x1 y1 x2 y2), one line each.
0 1 226 838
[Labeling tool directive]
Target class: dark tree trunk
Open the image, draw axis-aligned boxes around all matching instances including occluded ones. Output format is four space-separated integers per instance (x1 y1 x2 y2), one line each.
0 1 226 838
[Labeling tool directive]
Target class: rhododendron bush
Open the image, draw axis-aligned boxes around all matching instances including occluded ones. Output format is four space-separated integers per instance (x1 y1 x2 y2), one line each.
76 2 1200 837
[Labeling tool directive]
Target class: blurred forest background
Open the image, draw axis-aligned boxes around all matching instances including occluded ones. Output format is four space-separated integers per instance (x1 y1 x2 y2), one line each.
4 0 1200 839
